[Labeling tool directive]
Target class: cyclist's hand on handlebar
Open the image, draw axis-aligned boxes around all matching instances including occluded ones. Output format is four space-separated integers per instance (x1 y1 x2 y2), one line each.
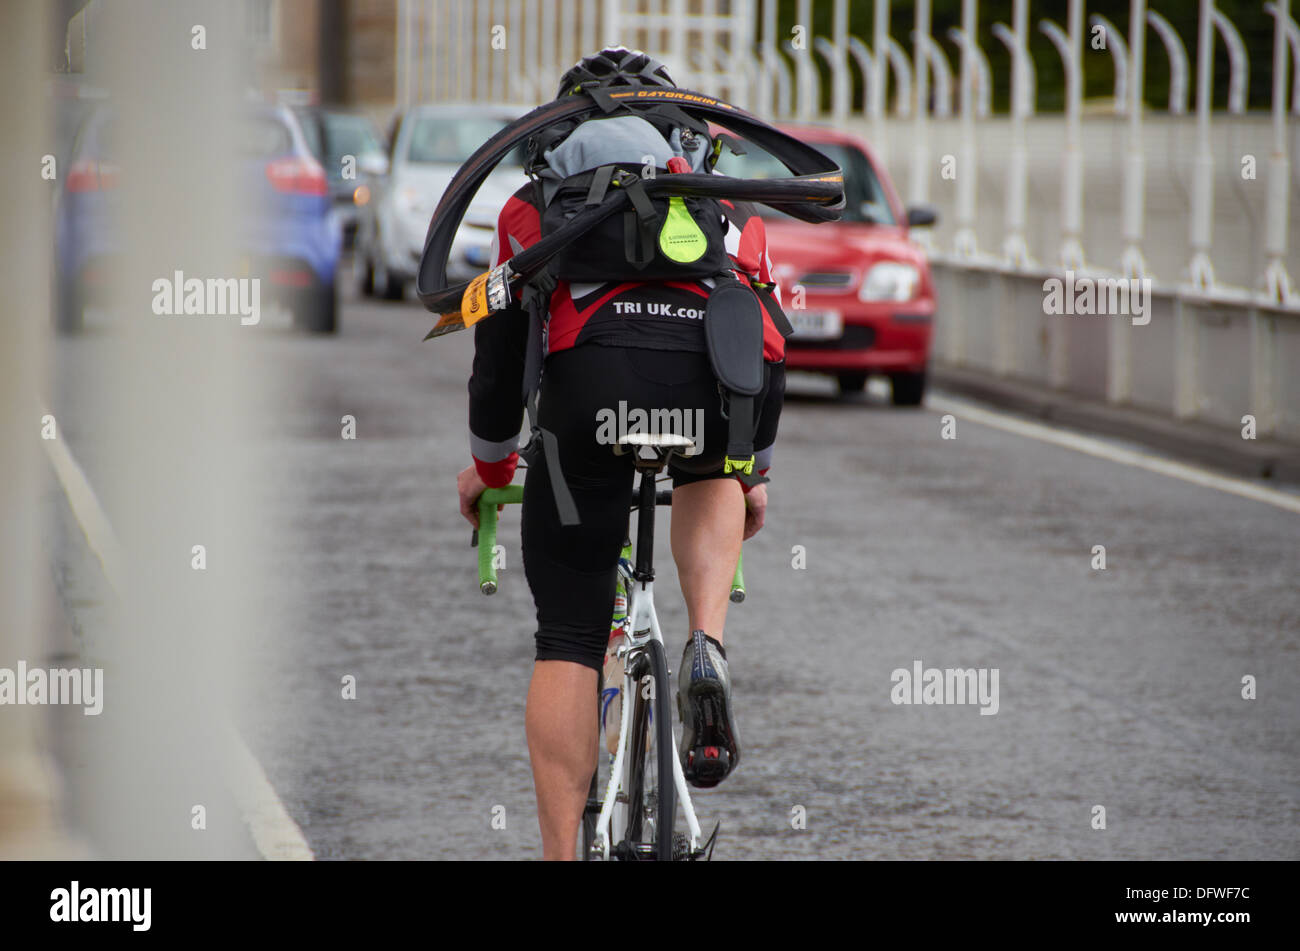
457 464 492 529
742 482 767 540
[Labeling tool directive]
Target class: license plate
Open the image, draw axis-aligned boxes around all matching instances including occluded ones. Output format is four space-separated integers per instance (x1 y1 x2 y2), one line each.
788 309 842 340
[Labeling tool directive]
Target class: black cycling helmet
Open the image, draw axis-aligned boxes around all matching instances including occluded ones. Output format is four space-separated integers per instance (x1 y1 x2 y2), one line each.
556 47 676 98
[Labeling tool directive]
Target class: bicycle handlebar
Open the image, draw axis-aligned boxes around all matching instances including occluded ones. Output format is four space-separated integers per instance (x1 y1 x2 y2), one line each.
472 483 745 599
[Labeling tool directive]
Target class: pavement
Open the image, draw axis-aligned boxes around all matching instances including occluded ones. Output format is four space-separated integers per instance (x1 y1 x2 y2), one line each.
41 269 1300 859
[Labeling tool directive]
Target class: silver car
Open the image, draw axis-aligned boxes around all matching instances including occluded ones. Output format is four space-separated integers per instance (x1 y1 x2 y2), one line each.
353 103 528 301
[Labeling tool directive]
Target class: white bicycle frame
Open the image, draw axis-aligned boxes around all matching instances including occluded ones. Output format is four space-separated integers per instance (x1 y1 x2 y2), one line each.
592 562 704 860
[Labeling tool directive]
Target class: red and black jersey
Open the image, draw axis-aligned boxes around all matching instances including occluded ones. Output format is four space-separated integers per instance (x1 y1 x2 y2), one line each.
490 183 787 361
468 184 785 488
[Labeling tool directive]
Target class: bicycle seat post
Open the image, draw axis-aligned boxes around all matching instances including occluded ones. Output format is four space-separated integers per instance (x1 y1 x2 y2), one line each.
615 433 696 586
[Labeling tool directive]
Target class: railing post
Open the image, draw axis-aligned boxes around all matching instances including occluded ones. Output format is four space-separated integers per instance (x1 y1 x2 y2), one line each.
1210 8 1249 114
1188 0 1216 291
993 0 1033 268
1040 1 1085 272
1263 0 1295 303
831 0 849 123
951 0 979 258
1111 0 1149 406
1146 11 1189 115
795 0 815 118
909 0 932 253
871 0 890 163
1089 15 1129 114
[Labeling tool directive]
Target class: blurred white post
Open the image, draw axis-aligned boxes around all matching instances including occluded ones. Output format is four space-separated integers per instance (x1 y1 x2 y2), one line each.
1120 0 1147 281
909 0 931 214
951 0 978 258
1147 10 1189 115
414 0 425 101
918 33 952 118
830 0 849 123
871 0 890 164
882 35 912 119
493 0 507 101
401 0 413 107
1263 0 1294 303
947 27 991 117
1188 0 1216 291
0 0 84 860
756 0 776 116
560 0 575 78
1040 5 1084 274
995 0 1032 270
795 0 815 118
731 0 756 109
1089 15 1129 114
1111 0 1149 405
509 0 524 102
603 0 621 49
581 0 594 60
1211 9 1249 114
541 0 555 102
671 0 686 84
527 0 541 101
476 0 489 102
1264 2 1300 114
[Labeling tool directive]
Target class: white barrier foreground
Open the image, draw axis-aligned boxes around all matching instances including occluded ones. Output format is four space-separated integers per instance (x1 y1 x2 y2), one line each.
930 263 1300 444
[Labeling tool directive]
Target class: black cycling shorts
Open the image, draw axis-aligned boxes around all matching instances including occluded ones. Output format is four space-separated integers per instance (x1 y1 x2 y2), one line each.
521 343 784 672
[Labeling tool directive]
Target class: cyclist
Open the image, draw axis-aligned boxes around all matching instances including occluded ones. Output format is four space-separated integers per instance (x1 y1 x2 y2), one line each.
455 48 788 860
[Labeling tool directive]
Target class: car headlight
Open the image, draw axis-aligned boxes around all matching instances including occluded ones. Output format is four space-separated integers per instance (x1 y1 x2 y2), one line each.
859 262 920 302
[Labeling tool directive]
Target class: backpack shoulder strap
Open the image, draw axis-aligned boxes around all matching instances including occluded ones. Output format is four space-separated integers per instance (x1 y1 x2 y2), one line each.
516 268 580 526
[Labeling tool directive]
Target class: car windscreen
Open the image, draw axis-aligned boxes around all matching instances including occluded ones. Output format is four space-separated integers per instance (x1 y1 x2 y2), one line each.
406 116 519 165
714 139 894 225
321 113 383 167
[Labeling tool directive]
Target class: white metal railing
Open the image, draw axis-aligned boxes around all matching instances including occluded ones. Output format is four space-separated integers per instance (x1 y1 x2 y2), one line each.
393 0 1300 437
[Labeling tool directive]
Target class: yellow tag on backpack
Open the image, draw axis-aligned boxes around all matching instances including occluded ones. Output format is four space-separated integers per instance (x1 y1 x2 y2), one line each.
461 272 491 326
658 196 708 264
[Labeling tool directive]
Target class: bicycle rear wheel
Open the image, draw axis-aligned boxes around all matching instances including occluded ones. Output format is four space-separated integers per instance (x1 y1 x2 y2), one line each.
622 639 676 860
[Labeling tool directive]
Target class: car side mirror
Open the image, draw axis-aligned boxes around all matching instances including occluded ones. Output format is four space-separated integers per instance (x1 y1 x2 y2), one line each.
358 152 389 178
906 205 938 228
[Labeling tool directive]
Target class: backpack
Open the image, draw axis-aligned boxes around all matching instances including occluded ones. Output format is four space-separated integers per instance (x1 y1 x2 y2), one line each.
526 113 733 282
415 86 845 526
511 111 773 524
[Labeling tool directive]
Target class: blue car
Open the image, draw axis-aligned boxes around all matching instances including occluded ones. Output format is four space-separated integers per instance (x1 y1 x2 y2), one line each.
55 104 341 333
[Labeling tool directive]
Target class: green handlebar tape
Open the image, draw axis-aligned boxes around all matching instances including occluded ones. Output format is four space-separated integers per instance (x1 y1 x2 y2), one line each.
477 485 525 592
731 549 745 595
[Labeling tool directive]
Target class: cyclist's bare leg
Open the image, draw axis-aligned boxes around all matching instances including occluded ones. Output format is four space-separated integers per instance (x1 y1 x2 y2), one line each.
525 659 599 860
670 477 744 644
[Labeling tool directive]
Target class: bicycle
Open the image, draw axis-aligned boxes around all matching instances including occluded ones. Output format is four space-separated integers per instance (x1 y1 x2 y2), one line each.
472 432 744 861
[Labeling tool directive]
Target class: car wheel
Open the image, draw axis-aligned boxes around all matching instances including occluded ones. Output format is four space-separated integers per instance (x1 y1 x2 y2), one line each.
836 372 868 397
373 249 404 301
297 279 338 334
353 248 374 297
890 370 927 406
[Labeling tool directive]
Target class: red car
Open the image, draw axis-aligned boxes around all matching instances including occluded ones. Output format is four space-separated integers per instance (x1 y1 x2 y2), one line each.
718 124 938 403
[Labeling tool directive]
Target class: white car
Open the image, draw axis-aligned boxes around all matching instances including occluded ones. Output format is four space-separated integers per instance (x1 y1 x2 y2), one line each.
354 104 528 300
